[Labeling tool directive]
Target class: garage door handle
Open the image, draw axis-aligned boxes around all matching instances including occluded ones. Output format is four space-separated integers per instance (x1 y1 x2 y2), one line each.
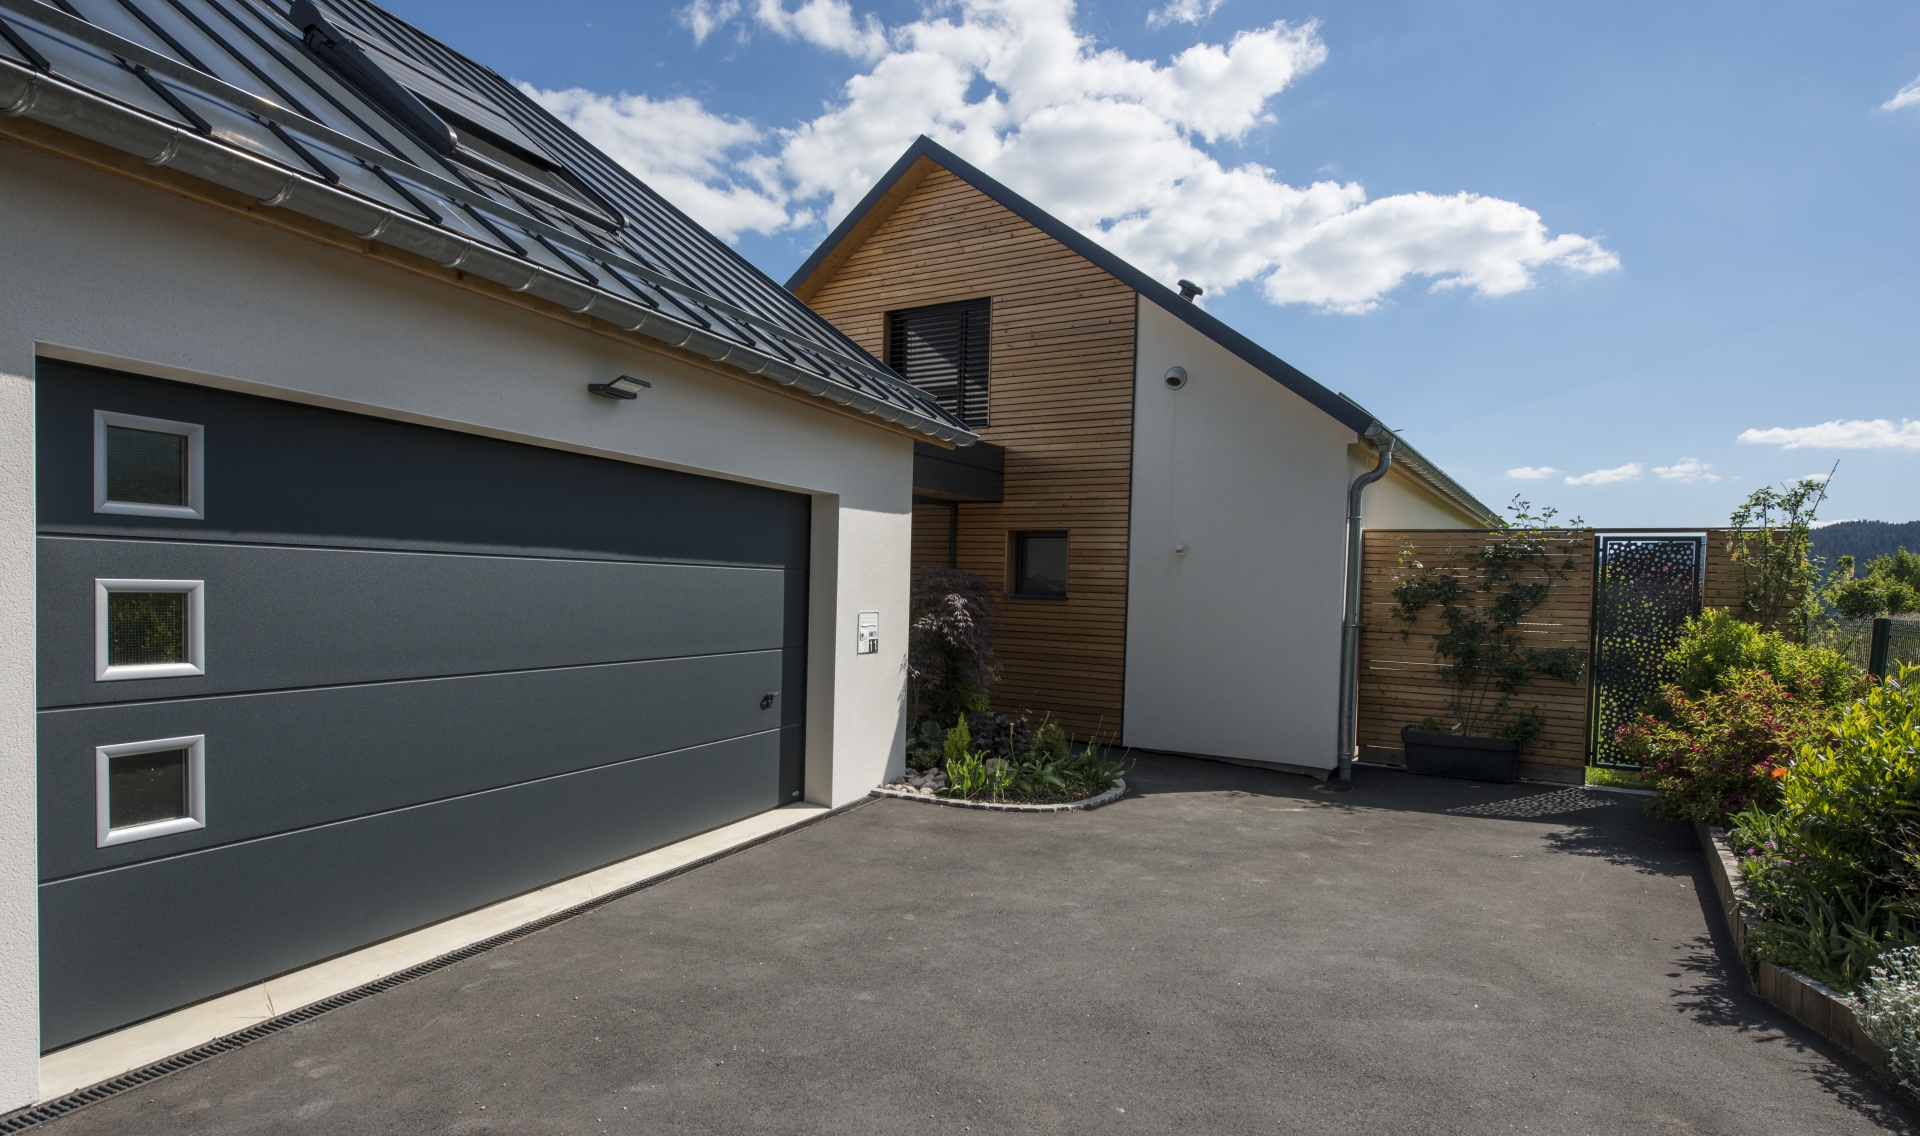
760 692 778 710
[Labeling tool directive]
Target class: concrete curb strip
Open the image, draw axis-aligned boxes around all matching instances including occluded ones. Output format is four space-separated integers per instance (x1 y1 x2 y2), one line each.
1695 822 1891 1078
870 779 1126 812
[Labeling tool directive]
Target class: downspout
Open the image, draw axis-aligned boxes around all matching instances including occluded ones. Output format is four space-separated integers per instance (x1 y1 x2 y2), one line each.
1337 426 1395 783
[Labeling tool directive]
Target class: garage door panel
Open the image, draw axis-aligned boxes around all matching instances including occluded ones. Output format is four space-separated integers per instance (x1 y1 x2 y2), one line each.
39 730 783 1050
36 361 815 1050
39 537 792 706
39 651 788 879
37 361 811 568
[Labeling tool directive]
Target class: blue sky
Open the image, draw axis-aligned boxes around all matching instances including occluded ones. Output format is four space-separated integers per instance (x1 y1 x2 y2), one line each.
384 0 1920 527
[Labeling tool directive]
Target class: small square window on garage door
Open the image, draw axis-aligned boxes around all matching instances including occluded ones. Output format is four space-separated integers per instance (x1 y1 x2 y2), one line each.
1013 531 1068 598
96 735 206 848
94 410 205 519
95 578 205 681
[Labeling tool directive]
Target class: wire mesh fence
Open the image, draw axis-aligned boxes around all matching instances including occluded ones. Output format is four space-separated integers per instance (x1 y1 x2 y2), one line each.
1809 616 1920 675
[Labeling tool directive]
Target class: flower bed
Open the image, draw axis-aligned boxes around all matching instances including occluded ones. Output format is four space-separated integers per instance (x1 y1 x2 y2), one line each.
901 713 1128 807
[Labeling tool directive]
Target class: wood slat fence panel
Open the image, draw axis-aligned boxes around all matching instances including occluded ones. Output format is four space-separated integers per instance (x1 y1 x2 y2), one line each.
1357 529 1595 782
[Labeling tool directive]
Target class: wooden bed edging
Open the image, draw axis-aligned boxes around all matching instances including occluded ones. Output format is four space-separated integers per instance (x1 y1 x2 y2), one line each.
1695 822 1891 1077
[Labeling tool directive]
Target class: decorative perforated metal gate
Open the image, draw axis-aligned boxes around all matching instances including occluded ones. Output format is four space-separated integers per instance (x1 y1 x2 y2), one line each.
1588 535 1704 767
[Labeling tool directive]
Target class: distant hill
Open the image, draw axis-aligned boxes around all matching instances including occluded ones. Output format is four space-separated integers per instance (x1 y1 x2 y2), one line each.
1812 520 1920 569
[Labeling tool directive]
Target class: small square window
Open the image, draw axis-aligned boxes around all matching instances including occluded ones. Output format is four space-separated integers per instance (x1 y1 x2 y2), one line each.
94 410 204 519
96 735 206 847
95 579 205 681
1014 531 1069 598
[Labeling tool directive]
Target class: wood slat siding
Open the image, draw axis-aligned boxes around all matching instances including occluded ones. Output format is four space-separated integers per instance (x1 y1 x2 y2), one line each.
1356 530 1595 780
807 166 1138 738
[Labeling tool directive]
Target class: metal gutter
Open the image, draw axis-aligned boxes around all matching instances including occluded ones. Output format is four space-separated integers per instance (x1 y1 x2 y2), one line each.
1360 424 1500 527
0 2 973 444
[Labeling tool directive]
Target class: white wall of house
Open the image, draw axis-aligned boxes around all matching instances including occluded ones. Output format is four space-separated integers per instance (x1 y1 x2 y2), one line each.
1350 450 1488 530
1124 297 1357 771
0 141 912 1103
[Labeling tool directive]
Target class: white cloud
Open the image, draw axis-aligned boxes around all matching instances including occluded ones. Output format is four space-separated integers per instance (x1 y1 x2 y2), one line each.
1652 457 1719 483
1737 419 1920 451
1506 466 1560 480
753 0 889 60
595 0 1617 313
1885 74 1920 111
519 85 788 241
1564 463 1644 486
1148 0 1225 28
681 0 740 44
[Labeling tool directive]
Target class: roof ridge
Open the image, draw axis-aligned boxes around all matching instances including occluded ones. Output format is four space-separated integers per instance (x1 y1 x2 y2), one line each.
787 135 1497 522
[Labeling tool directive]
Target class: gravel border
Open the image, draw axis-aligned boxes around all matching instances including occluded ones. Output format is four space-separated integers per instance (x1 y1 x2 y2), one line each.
870 779 1126 813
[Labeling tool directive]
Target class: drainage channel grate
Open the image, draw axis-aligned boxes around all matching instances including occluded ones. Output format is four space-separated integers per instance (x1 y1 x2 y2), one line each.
0 801 859 1131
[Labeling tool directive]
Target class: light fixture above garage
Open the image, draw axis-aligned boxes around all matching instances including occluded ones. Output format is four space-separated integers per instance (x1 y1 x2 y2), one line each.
587 375 651 401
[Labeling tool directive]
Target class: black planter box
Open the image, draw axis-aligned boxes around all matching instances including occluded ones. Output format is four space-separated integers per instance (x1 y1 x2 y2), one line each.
1400 727 1520 784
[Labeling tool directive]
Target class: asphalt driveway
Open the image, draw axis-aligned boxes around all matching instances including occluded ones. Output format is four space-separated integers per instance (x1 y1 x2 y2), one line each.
38 754 1919 1134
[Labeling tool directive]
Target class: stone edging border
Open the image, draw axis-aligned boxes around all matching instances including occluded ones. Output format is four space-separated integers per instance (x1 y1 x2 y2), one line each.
1696 822 1891 1079
870 779 1126 813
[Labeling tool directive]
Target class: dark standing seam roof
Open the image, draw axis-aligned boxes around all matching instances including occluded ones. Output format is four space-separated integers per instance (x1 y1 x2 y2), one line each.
0 0 972 444
787 136 1499 524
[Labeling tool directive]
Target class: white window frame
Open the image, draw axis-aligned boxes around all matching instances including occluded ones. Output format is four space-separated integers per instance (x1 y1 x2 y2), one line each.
93 409 205 519
96 734 207 848
95 578 206 681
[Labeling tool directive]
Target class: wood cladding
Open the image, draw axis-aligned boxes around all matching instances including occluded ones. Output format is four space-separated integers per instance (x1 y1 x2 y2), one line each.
806 165 1138 737
1358 528 1749 782
1356 530 1595 780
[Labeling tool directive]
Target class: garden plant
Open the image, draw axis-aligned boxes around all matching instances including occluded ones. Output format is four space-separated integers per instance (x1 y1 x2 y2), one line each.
1859 946 1920 1093
1825 548 1920 620
1391 497 1588 747
902 565 1126 804
1727 474 1831 638
1725 665 1920 991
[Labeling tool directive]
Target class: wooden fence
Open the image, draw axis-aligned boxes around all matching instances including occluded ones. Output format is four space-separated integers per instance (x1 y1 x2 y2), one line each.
1356 528 1745 784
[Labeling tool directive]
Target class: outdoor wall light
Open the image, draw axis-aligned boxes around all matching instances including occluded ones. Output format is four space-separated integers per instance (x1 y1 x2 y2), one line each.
588 375 652 400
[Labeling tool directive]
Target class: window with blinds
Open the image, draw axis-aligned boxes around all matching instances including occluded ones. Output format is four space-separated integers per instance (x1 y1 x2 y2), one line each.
887 298 990 428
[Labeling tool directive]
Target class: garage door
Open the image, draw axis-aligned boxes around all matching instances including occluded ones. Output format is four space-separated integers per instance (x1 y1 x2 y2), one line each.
35 361 808 1049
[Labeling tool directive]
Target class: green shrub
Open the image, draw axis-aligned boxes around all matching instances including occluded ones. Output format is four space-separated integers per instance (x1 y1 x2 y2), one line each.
1729 665 1920 989
1826 551 1920 619
936 714 1127 803
1665 607 1864 709
1616 669 1835 824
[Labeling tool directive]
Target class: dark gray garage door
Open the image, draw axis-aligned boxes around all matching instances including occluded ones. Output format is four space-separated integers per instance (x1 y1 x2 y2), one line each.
35 360 808 1050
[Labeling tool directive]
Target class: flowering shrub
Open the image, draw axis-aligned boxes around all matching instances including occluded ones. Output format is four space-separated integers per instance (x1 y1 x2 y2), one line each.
1728 666 1920 989
1614 668 1836 824
1859 946 1920 1091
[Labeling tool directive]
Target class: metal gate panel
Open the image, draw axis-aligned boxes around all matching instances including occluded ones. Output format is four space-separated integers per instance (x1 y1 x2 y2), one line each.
1588 534 1703 767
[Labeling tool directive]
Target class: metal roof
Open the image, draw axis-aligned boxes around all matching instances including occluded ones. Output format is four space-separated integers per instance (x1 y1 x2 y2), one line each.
789 137 1498 523
0 0 973 444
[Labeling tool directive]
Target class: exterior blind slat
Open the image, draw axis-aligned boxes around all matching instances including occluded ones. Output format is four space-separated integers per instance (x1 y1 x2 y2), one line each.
887 298 989 428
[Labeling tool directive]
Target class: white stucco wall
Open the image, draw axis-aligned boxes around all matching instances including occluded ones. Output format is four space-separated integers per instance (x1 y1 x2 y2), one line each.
1350 450 1488 531
0 141 912 1101
1124 298 1357 770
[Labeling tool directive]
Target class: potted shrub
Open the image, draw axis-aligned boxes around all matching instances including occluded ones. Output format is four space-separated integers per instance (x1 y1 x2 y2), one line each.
1391 499 1589 783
